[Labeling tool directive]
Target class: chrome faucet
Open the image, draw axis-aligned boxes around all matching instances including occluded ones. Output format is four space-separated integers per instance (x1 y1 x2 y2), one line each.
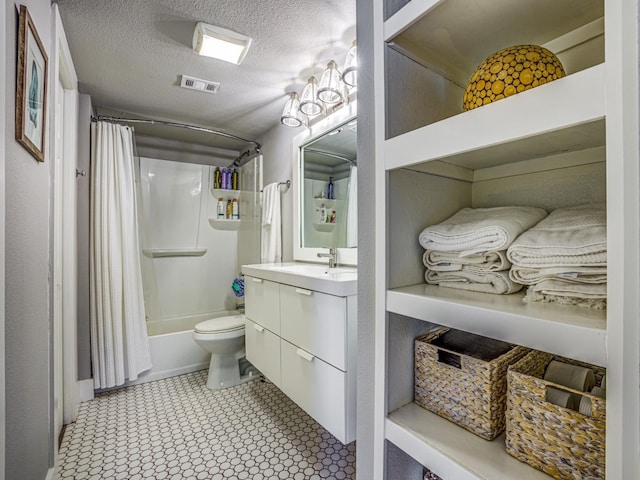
317 247 337 268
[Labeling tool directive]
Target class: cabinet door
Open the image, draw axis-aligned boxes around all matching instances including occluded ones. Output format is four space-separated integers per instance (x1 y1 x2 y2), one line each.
245 276 280 334
281 339 351 444
280 285 347 370
245 318 281 387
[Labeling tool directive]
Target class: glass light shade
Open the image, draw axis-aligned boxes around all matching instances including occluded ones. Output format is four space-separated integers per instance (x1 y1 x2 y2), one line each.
341 41 357 87
317 60 344 104
281 93 305 127
299 77 323 116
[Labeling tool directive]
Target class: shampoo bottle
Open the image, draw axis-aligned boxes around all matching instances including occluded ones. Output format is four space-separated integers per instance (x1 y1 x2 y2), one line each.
217 198 225 218
214 167 222 189
327 177 334 199
232 198 239 219
232 168 239 190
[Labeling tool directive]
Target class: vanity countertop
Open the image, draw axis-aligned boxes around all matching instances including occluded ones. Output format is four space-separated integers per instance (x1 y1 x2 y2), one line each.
242 262 357 296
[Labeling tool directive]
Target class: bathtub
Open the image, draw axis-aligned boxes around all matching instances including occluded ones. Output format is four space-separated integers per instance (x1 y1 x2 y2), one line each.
122 310 243 388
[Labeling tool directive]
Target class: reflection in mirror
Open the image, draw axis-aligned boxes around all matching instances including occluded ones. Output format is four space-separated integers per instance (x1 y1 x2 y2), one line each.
301 118 357 250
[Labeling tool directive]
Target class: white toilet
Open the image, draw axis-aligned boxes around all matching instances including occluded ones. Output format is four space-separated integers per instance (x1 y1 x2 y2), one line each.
193 314 256 390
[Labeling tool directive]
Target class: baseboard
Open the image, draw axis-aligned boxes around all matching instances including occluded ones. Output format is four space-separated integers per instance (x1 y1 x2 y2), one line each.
45 466 55 480
79 379 95 402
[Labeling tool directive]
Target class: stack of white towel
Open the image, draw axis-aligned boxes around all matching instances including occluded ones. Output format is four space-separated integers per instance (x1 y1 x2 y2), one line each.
418 206 548 294
506 203 607 308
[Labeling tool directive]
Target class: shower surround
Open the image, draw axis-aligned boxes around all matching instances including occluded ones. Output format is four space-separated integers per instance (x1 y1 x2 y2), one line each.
123 155 261 386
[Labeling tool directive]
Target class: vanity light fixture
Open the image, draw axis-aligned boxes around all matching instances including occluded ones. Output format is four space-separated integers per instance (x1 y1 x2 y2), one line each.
280 92 306 128
299 77 323 116
317 60 345 105
280 41 356 128
341 41 357 87
192 22 252 65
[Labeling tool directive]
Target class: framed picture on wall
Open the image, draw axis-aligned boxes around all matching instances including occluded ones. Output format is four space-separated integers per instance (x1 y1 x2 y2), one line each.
15 4 48 162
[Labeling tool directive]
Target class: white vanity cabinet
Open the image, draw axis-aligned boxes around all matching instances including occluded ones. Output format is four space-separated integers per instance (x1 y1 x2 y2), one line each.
243 268 357 445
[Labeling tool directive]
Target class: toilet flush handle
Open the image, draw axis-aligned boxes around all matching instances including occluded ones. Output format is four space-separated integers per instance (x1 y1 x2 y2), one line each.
253 324 265 333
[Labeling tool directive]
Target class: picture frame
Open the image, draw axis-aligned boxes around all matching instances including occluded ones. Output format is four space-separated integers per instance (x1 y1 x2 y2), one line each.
15 4 48 162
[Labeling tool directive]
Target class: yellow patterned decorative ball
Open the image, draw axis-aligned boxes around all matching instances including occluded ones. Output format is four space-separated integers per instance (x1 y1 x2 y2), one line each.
462 45 566 111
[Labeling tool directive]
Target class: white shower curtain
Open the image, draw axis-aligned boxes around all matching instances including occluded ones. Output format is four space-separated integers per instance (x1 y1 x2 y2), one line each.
346 165 358 248
90 121 152 389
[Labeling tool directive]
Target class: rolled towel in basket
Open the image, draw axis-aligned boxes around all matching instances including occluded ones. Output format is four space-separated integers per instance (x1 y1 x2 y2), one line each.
547 387 578 410
418 206 547 256
423 250 511 272
544 360 595 392
507 203 606 268
425 267 523 295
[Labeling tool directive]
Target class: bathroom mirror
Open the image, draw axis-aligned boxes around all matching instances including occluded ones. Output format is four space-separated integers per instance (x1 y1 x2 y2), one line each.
292 102 357 266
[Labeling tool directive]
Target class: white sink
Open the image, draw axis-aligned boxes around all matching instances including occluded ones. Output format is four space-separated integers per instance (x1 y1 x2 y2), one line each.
242 262 357 296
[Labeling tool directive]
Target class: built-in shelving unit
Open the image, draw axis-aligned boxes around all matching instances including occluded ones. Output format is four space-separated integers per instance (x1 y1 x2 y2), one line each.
370 0 640 478
142 248 207 258
211 188 241 200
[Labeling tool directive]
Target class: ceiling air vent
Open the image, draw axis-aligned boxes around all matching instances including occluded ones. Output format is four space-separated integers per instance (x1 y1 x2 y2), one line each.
180 75 220 94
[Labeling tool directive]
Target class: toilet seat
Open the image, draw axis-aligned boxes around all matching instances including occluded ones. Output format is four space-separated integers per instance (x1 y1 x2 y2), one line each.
194 314 245 334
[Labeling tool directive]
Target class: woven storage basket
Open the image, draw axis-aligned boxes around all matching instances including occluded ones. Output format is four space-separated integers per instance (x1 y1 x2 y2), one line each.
415 328 529 440
506 350 606 479
423 467 442 480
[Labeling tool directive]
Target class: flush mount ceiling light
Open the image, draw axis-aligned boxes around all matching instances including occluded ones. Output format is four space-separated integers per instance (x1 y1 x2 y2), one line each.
192 22 252 65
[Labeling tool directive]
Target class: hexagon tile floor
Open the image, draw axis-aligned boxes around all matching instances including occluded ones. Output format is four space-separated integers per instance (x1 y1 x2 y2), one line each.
55 370 356 480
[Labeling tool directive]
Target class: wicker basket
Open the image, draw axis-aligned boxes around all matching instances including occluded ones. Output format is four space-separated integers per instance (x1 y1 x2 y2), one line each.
423 467 442 480
415 328 529 440
506 350 606 479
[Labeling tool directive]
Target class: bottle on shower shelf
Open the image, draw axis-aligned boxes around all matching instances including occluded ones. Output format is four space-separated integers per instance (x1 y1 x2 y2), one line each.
232 198 239 219
226 199 233 219
327 177 335 199
217 198 225 218
232 168 239 190
214 167 222 189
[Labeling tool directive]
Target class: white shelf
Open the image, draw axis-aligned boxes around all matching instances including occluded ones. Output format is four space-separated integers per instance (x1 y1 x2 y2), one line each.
211 188 241 199
387 284 606 366
386 403 552 480
384 0 603 86
385 64 605 173
208 217 240 230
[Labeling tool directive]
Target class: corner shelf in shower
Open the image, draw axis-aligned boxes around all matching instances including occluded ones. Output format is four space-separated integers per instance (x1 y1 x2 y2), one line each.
208 217 241 230
313 222 335 232
142 248 207 258
211 188 242 200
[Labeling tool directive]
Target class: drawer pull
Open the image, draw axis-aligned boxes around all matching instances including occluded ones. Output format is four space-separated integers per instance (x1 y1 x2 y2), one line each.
295 288 313 296
252 278 263 283
253 324 265 333
296 348 315 362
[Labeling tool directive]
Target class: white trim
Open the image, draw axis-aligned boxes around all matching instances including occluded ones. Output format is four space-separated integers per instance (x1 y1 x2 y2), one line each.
0 2 6 477
45 467 56 480
292 102 358 267
78 379 95 403
51 3 80 429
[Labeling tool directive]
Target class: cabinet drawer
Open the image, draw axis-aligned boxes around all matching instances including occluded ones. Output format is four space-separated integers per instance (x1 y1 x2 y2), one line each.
280 284 347 370
280 340 348 444
245 318 281 387
245 276 280 334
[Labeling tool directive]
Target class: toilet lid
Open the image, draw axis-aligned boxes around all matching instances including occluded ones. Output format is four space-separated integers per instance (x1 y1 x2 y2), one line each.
194 314 245 334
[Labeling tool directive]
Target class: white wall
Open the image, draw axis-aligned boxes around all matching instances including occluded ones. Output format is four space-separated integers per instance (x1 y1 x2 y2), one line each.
257 123 299 262
5 1 53 478
355 0 376 476
0 1 6 477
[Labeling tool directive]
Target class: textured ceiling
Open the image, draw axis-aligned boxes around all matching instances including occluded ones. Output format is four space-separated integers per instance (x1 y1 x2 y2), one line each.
56 0 356 150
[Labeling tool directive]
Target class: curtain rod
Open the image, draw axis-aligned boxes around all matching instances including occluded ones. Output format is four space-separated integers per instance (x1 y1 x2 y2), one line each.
305 148 356 165
91 115 262 157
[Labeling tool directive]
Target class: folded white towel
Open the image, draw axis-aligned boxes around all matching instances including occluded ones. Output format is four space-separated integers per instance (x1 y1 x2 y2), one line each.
419 206 547 256
524 289 607 309
510 265 607 285
507 203 606 267
529 279 607 299
425 267 523 295
423 250 511 272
